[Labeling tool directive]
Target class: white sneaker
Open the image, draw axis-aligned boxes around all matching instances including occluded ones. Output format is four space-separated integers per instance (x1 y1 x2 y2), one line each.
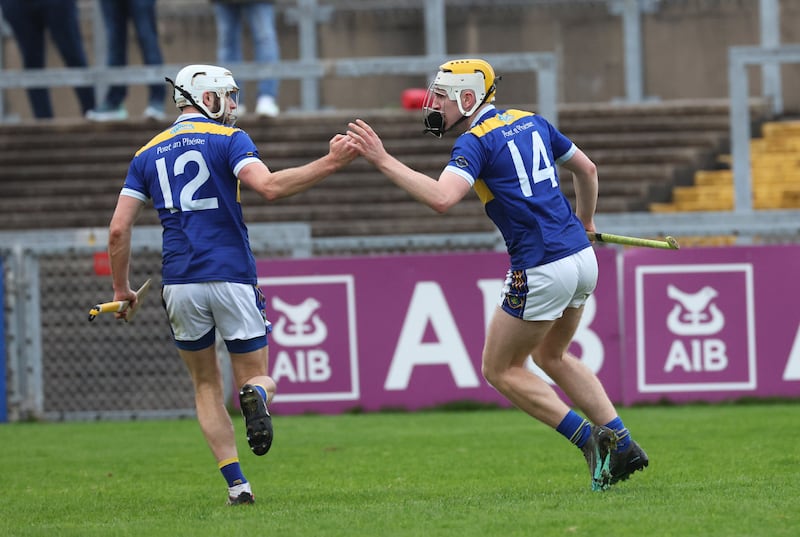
143 105 166 121
255 95 279 117
86 105 128 122
227 483 254 505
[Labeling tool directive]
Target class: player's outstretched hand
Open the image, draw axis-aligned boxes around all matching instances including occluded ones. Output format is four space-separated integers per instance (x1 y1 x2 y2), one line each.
328 133 360 169
346 119 388 166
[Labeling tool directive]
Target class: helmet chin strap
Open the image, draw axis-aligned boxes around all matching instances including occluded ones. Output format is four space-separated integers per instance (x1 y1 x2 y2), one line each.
165 77 215 122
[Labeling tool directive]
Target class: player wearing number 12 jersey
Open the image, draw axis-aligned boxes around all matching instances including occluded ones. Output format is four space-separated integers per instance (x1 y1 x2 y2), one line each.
346 58 648 491
107 64 356 505
123 113 261 285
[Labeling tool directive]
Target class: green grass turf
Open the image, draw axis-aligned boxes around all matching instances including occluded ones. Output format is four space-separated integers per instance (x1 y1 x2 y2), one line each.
1 403 798 537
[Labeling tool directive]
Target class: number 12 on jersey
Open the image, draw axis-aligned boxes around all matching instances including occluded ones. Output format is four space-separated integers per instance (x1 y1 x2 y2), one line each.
156 150 219 213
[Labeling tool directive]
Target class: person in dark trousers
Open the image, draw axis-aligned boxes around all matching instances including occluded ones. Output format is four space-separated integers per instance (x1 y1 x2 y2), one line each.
0 0 95 118
86 0 166 121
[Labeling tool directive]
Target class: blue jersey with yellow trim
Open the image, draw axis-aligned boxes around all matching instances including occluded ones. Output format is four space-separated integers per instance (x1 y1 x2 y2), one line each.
445 105 591 269
121 114 262 285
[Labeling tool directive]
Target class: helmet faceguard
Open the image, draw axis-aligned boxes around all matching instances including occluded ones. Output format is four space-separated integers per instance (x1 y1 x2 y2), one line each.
167 64 240 127
423 58 498 138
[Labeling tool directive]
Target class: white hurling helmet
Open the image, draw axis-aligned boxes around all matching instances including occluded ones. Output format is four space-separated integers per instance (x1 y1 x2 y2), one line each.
422 58 498 137
169 64 240 126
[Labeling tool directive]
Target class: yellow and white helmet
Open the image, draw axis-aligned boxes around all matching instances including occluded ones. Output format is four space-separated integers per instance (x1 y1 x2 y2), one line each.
169 64 240 126
431 59 496 115
423 58 498 137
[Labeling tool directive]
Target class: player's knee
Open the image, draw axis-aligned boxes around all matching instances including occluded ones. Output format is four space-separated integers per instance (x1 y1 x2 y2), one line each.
532 350 564 373
481 359 506 390
481 359 494 383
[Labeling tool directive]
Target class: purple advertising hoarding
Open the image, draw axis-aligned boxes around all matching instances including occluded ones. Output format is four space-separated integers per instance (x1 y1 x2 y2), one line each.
622 245 800 404
0 256 5 422
257 248 621 415
256 244 800 415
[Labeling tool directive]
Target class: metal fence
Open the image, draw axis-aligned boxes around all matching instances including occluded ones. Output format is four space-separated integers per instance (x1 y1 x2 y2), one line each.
1 224 310 422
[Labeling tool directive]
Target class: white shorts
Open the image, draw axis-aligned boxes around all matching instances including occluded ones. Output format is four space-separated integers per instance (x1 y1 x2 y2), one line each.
499 246 598 321
162 282 270 352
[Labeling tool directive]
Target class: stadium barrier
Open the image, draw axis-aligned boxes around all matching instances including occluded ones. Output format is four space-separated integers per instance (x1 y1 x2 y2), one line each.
2 213 799 422
0 255 5 423
254 244 800 413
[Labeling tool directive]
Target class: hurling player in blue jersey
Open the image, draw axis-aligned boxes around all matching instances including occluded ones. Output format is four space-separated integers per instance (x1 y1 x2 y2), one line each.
346 58 647 491
107 64 357 505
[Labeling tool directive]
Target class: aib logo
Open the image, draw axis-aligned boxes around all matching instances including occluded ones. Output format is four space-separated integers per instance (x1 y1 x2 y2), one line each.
259 275 360 403
635 264 756 393
663 284 728 375
271 297 327 347
666 285 724 336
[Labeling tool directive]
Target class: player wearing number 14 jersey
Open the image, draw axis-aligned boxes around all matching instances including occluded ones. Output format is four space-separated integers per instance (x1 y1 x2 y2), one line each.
452 109 589 270
346 58 647 491
107 64 356 504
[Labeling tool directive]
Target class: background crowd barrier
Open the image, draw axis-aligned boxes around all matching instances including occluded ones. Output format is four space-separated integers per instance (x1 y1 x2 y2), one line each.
2 231 798 422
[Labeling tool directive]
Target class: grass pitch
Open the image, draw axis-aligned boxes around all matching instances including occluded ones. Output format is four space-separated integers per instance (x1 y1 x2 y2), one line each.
1 402 798 537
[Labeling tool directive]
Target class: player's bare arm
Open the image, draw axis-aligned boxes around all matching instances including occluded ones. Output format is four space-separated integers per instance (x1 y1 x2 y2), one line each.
108 194 145 312
346 119 470 213
560 148 598 231
238 134 357 201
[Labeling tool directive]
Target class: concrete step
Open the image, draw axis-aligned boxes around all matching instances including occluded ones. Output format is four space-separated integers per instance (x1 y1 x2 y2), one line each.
0 99 768 234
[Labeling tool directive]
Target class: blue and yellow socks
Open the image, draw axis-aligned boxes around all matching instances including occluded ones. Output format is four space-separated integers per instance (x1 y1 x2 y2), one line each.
603 416 631 452
219 458 248 488
557 411 632 453
253 384 268 404
557 410 591 448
